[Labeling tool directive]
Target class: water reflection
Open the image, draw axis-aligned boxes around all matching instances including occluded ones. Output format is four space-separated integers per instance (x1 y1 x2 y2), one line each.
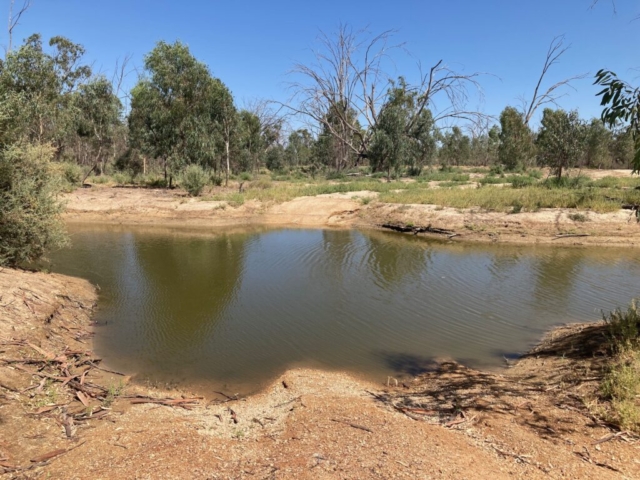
50 226 640 394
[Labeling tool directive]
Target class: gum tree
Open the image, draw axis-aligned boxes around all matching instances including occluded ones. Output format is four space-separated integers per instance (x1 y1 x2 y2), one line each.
536 108 586 179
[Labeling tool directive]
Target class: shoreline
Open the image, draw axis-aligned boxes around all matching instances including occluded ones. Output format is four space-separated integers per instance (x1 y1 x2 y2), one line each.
63 185 640 248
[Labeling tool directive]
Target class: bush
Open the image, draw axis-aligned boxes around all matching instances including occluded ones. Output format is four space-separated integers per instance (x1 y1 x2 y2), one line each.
112 172 132 185
543 175 590 189
209 174 223 187
528 169 543 179
61 162 83 186
511 176 537 188
489 164 505 176
605 301 640 351
0 144 69 267
181 164 208 196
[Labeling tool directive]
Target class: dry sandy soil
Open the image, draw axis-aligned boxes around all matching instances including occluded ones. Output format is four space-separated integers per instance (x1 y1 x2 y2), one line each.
62 173 640 248
1 268 640 479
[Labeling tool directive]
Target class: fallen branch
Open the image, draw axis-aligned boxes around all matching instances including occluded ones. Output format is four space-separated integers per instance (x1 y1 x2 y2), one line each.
553 234 590 240
381 223 454 236
331 418 373 433
129 396 200 409
30 440 86 464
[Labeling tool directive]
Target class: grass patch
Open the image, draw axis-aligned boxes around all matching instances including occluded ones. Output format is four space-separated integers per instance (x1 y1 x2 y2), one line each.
418 170 469 183
378 184 640 213
599 302 640 432
588 176 640 189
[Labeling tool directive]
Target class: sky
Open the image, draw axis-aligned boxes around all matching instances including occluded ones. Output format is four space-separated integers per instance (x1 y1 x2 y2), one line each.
4 0 639 129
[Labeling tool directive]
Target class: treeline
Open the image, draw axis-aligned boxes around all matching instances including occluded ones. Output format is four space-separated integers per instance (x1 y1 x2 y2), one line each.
1 35 635 193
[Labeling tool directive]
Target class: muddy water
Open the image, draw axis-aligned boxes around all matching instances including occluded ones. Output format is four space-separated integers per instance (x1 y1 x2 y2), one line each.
51 225 640 394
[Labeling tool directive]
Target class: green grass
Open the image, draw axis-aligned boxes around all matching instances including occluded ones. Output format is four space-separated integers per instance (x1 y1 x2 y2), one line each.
599 302 640 432
418 170 470 183
588 176 640 189
378 184 640 213
201 171 640 214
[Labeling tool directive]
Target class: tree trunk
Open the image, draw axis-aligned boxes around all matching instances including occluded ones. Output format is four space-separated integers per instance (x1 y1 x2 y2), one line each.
225 139 230 187
164 159 168 186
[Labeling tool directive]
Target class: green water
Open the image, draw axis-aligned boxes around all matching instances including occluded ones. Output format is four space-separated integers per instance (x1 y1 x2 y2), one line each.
50 225 640 394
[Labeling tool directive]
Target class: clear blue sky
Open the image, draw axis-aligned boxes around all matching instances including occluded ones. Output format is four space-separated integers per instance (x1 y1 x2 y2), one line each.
5 0 639 127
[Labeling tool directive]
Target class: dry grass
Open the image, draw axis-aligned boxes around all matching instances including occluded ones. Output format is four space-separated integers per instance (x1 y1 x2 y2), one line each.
379 184 640 213
118 169 640 214
600 302 640 432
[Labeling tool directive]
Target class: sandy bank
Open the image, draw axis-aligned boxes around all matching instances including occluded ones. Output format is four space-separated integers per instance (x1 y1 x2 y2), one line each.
63 186 640 247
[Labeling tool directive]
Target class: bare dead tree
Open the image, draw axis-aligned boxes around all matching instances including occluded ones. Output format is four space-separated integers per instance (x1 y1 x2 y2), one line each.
111 54 134 107
280 24 488 165
520 36 587 125
590 0 616 14
7 0 31 55
244 98 285 146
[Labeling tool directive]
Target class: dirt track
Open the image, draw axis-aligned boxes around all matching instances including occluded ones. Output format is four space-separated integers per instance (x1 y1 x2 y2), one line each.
63 185 640 247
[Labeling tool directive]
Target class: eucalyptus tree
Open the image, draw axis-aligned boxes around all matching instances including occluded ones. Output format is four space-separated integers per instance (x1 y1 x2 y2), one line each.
128 41 233 186
71 76 123 173
595 70 640 171
498 107 535 171
584 119 613 169
284 24 486 168
285 129 313 167
368 79 437 176
439 127 471 167
536 109 586 179
236 110 263 173
0 34 92 148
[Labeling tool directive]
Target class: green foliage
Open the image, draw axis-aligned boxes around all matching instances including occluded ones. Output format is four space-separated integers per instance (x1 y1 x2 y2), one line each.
568 213 588 222
604 301 640 352
439 126 471 167
595 70 640 172
0 144 68 267
584 119 613 168
510 176 537 188
536 109 586 179
498 107 535 171
181 164 208 196
542 174 589 189
128 41 234 182
60 162 83 185
368 79 438 175
265 145 285 172
599 302 640 432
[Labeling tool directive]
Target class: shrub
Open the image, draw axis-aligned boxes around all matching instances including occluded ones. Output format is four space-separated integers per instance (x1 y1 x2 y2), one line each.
61 162 83 186
326 171 345 180
511 176 537 188
112 172 131 185
542 175 590 189
568 213 588 222
605 301 640 351
0 144 69 267
210 174 223 187
489 164 505 176
181 164 208 196
239 172 252 181
250 178 272 190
